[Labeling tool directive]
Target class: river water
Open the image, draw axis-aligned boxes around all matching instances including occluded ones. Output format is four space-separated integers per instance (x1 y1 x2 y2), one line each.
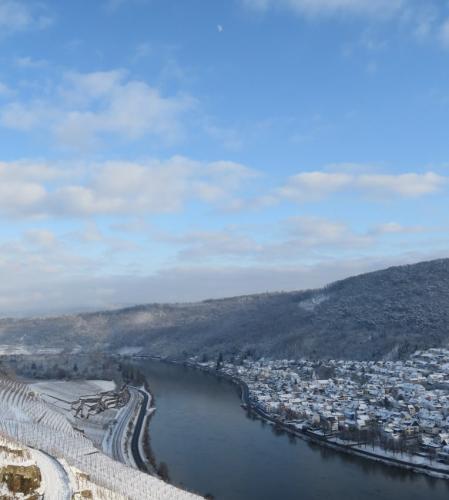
137 360 449 500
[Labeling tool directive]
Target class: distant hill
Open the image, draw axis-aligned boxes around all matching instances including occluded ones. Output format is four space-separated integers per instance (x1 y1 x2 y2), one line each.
1 258 449 361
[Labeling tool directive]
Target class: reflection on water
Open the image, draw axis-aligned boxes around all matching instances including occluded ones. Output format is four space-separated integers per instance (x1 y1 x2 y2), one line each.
137 361 449 500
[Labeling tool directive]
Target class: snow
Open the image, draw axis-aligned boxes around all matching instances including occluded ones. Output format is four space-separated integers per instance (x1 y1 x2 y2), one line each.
30 449 71 500
135 385 155 467
31 379 116 402
103 387 140 467
92 380 117 392
117 346 143 355
0 375 202 499
0 435 70 499
298 294 329 311
0 345 63 355
30 379 120 448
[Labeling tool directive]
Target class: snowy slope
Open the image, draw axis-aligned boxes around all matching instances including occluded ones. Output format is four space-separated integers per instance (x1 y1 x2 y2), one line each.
0 376 201 499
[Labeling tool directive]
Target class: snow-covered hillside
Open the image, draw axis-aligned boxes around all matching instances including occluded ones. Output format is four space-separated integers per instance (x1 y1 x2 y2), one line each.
0 434 122 499
0 375 201 499
30 379 121 448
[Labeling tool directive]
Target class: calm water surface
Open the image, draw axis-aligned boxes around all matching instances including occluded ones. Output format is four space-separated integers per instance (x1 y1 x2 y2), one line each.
138 360 449 500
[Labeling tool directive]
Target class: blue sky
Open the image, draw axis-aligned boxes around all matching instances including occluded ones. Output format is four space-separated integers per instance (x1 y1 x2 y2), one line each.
0 0 448 315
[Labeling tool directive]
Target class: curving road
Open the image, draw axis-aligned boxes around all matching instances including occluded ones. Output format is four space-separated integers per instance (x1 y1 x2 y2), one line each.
109 386 148 470
32 449 72 500
130 387 149 471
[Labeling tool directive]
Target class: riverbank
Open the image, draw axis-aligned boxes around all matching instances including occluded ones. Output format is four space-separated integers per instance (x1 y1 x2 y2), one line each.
207 365 449 481
136 382 159 475
134 355 449 482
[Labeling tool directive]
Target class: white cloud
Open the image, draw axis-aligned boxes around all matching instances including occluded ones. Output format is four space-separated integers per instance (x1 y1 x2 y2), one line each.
0 0 34 30
0 157 257 218
278 169 446 202
278 172 353 201
0 0 52 33
241 0 449 50
412 6 439 40
24 229 58 249
168 229 262 261
104 0 150 13
0 101 49 130
0 156 446 318
0 160 446 219
241 0 406 18
255 217 375 261
1 250 448 316
0 203 445 315
356 172 444 197
160 216 385 264
287 215 371 247
0 81 12 97
0 162 57 216
14 56 48 68
371 222 425 235
0 70 195 149
440 19 449 48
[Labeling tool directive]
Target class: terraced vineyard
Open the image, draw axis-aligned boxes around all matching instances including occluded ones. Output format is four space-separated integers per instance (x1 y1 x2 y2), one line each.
0 375 201 499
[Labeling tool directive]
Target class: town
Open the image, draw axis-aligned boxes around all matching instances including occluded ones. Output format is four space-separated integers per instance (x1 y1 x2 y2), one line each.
192 348 449 475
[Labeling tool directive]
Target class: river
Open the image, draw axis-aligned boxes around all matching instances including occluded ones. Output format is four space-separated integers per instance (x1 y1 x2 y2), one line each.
137 360 449 500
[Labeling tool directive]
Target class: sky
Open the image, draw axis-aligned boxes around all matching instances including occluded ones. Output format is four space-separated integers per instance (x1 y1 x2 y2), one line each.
0 0 448 315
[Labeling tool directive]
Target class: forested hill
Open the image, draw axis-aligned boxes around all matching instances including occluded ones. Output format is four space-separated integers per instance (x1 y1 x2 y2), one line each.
1 258 449 361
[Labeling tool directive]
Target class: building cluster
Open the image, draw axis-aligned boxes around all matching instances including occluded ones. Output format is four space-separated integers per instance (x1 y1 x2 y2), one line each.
72 388 127 419
194 348 449 464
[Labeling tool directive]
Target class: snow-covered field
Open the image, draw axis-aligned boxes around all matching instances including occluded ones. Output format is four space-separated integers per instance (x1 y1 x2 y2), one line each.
0 345 63 355
31 379 116 402
30 379 119 447
117 346 143 355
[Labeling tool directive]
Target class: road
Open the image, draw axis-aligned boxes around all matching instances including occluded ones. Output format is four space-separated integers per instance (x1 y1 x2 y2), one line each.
110 386 139 465
130 387 149 471
32 449 72 500
109 386 148 470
